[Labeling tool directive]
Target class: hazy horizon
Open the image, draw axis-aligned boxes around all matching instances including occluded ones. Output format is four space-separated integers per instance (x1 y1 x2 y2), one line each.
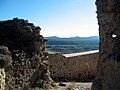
45 35 99 38
0 0 99 37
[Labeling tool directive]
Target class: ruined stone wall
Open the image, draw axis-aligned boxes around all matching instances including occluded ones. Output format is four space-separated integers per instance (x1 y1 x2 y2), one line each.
92 0 120 90
48 52 98 81
0 18 53 90
0 46 12 90
0 69 5 90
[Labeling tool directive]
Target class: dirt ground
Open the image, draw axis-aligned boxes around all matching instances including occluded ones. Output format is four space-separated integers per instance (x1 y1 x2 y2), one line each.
50 82 92 90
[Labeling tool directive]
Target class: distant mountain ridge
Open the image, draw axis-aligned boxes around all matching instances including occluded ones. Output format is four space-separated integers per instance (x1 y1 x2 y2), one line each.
45 36 99 41
45 36 99 54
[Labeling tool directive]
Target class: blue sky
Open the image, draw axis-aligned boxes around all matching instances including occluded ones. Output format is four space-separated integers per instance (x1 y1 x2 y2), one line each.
0 0 99 37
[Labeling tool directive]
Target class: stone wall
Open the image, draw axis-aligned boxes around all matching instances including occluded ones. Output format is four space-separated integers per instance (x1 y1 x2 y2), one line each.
0 69 5 90
48 52 98 82
0 18 53 90
92 0 120 90
0 46 12 90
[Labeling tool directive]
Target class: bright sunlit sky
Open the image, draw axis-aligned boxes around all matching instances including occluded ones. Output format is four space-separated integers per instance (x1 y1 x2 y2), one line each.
0 0 99 37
